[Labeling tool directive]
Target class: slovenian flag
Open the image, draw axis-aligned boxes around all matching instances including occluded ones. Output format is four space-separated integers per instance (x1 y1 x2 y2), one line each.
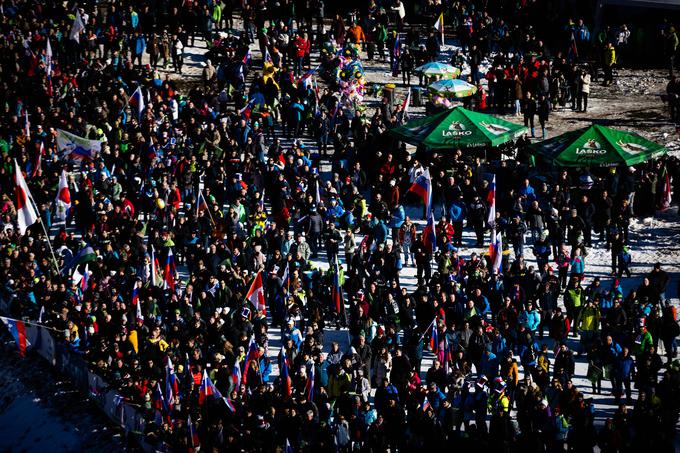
231 357 242 389
407 168 432 217
0 317 30 357
304 364 315 402
224 395 236 413
238 98 256 119
264 48 272 64
423 211 437 252
56 129 102 161
490 230 503 274
245 271 266 314
129 86 145 121
166 357 179 411
242 48 252 65
152 382 169 413
136 294 144 322
392 34 401 75
422 395 432 412
131 283 140 306
279 348 292 398
164 248 176 292
198 370 222 406
81 263 89 293
429 318 439 354
443 334 452 374
487 175 496 229
187 414 200 451
242 336 260 385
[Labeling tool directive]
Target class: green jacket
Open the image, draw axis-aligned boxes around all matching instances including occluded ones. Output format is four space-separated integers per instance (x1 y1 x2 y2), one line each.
634 330 653 356
564 287 583 309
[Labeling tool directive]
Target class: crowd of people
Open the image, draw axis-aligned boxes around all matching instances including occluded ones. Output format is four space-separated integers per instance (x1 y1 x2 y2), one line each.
1 0 680 452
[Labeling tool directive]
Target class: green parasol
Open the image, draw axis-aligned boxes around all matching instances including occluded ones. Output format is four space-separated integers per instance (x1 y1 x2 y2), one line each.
389 107 528 149
529 124 667 167
415 62 461 78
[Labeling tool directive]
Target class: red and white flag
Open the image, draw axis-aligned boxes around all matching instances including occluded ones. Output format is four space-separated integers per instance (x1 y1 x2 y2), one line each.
402 90 411 115
14 160 38 235
245 271 266 314
662 173 672 211
55 169 71 221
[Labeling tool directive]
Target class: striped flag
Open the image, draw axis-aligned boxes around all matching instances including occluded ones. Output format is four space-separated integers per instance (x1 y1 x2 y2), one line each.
187 415 200 450
429 318 439 354
0 317 30 357
407 168 432 218
304 364 315 401
243 48 252 65
129 86 145 121
423 211 437 252
198 370 222 406
231 357 242 389
490 231 503 274
392 34 401 76
487 174 496 230
278 348 292 398
166 358 179 410
242 335 259 385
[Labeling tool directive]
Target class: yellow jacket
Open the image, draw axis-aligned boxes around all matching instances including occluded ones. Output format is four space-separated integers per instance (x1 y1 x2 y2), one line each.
605 47 616 66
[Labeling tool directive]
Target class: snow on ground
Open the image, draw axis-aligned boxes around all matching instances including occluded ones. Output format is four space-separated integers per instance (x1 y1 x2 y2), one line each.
0 341 125 453
3 21 680 449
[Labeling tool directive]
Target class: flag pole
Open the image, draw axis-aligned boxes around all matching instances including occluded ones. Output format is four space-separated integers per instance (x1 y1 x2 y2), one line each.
198 186 217 226
23 177 61 278
441 14 445 48
1 315 66 334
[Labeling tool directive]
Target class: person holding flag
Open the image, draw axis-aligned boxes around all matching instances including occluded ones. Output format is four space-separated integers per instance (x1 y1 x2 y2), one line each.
164 248 177 292
246 271 266 315
434 12 445 47
407 168 432 218
55 169 71 221
278 348 292 398
129 86 145 121
198 369 222 406
14 159 38 235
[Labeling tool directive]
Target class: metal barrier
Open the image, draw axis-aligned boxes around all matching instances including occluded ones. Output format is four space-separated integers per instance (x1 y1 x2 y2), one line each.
0 288 153 452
